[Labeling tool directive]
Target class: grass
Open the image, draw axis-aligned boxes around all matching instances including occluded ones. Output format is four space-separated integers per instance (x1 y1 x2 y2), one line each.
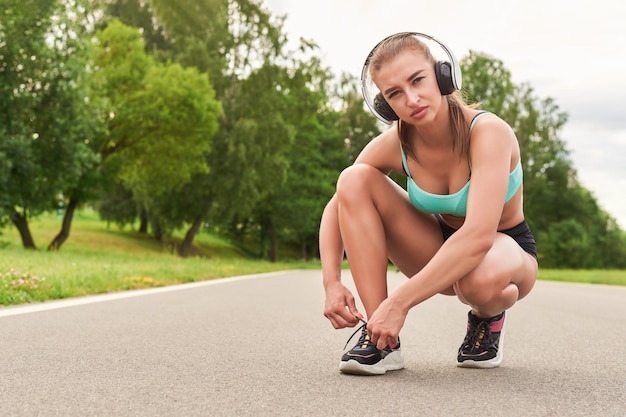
0 209 318 306
0 209 625 306
537 269 626 286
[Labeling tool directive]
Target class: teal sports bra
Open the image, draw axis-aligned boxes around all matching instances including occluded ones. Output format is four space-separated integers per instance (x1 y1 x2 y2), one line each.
400 112 522 217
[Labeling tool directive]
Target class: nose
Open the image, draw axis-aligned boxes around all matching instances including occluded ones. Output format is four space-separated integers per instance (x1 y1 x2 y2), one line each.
406 89 421 107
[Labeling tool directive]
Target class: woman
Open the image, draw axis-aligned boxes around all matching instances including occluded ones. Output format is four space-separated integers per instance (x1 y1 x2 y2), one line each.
319 32 538 375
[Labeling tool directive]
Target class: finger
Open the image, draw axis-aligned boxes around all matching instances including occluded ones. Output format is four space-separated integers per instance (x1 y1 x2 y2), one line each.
326 311 356 329
337 306 359 326
345 294 360 318
366 326 380 348
375 335 398 350
376 337 387 350
370 330 391 350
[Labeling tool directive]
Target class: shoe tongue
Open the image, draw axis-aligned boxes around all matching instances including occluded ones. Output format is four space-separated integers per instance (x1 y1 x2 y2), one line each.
359 334 372 350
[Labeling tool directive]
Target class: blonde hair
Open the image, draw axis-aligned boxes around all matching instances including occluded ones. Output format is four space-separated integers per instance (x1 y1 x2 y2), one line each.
368 34 473 161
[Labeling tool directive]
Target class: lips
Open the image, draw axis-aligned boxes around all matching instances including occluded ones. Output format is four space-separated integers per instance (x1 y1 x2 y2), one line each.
411 106 427 119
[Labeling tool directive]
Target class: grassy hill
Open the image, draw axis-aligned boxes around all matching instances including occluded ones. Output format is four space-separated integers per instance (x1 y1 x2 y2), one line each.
0 209 316 306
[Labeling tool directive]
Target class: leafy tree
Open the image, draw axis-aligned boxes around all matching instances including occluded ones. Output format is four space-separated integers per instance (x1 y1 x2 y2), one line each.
538 219 590 268
110 62 220 199
106 0 275 98
101 1 334 259
251 57 327 260
273 116 341 260
109 0 292 257
105 0 170 54
0 0 102 249
600 219 626 268
96 182 138 228
92 19 221 242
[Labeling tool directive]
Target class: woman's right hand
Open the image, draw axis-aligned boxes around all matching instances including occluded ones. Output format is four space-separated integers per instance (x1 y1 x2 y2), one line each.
323 281 362 329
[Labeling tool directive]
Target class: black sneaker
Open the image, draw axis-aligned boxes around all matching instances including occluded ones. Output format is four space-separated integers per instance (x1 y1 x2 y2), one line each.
456 310 506 368
339 323 404 375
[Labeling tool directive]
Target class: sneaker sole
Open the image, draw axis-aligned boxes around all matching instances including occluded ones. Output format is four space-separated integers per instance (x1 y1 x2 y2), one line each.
456 355 502 369
339 351 405 375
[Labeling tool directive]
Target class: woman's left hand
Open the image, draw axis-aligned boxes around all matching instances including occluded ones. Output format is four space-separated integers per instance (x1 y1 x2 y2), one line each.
366 295 409 350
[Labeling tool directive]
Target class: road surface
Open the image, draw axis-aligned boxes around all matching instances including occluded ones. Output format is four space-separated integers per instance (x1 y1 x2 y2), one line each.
1 270 624 416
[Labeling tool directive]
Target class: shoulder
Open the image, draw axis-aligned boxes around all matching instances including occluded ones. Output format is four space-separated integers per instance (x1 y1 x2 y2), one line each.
466 110 519 165
466 110 515 146
354 125 404 174
466 109 512 134
464 107 511 133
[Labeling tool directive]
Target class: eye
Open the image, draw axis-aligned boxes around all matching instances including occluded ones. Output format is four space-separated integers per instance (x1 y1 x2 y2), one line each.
412 76 425 85
386 90 400 99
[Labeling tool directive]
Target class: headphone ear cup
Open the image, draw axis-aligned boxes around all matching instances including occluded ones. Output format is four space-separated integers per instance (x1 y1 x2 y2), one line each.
435 61 455 95
374 93 399 122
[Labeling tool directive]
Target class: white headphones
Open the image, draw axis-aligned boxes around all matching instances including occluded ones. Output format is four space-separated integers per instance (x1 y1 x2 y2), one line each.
361 32 463 124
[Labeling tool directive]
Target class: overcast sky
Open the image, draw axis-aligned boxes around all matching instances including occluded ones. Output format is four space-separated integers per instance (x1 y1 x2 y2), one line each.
261 0 626 229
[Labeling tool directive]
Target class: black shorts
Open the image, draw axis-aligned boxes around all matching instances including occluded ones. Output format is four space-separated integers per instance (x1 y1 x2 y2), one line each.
436 215 537 260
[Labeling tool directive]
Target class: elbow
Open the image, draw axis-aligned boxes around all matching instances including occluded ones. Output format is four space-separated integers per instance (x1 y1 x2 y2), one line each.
469 232 495 259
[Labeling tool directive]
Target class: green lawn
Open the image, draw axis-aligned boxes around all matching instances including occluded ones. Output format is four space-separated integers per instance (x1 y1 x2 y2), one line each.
0 209 316 305
536 269 626 286
1 209 624 306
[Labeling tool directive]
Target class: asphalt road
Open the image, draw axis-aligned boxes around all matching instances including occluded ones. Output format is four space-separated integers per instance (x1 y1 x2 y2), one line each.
1 270 624 417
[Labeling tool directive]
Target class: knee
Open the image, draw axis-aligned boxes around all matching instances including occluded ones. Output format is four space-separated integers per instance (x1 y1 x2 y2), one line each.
336 164 380 203
454 270 499 307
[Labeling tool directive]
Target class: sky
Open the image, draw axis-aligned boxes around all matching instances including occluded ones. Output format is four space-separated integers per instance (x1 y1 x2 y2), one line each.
261 0 626 229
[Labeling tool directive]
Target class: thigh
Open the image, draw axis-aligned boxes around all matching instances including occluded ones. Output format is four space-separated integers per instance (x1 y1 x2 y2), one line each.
347 166 444 276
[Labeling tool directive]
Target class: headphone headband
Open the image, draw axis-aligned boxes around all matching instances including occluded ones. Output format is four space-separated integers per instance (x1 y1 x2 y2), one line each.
361 32 462 124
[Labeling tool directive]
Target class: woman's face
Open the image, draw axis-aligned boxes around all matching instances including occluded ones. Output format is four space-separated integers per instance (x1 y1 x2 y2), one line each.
372 49 442 124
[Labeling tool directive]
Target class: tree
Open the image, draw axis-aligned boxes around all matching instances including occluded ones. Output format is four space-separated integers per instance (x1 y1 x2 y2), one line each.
103 1 339 260
0 0 102 249
250 58 327 260
91 19 221 243
110 62 220 199
109 0 292 257
273 117 340 260
538 219 590 268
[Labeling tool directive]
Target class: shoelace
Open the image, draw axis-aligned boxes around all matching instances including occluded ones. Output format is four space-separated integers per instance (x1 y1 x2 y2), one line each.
466 321 493 351
343 317 370 350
